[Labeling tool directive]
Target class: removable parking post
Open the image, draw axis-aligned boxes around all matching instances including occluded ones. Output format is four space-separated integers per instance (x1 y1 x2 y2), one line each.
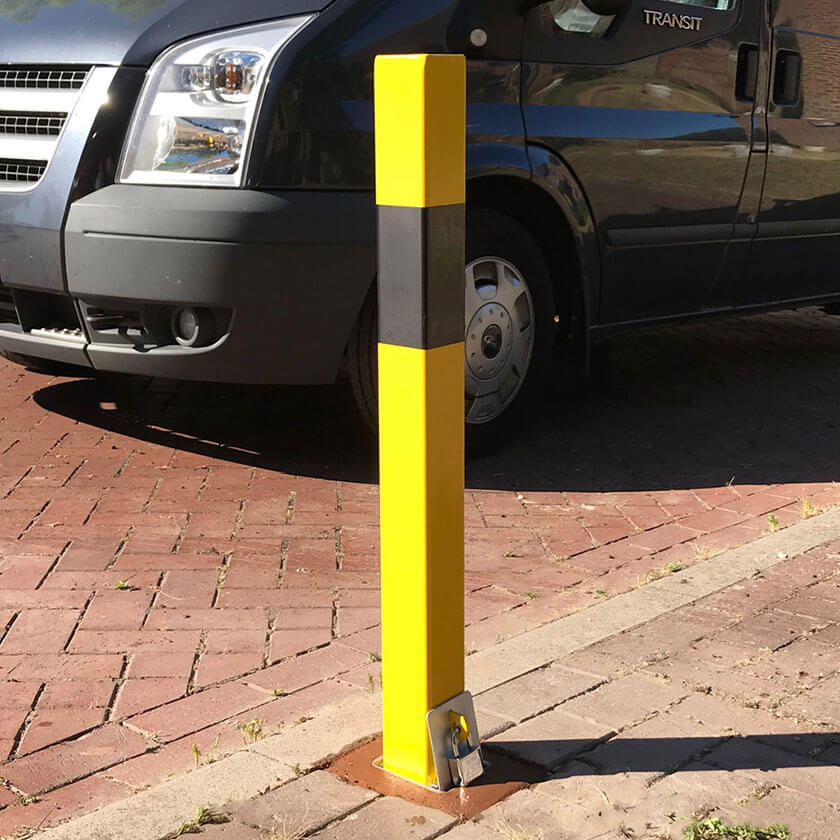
375 53 471 789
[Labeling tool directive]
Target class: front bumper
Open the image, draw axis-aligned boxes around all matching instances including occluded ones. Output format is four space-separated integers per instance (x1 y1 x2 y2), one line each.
0 185 376 384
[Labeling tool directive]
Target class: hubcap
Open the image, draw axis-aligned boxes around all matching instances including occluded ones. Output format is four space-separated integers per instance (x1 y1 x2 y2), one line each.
464 257 535 425
481 324 503 359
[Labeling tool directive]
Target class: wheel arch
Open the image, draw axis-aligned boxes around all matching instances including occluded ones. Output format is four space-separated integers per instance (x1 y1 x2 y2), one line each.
466 154 599 379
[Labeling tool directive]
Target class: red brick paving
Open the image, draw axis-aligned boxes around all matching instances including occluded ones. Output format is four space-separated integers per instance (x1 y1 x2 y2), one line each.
1 308 840 831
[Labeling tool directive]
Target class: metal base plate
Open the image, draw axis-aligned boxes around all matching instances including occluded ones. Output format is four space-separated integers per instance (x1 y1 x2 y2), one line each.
426 690 484 792
372 755 440 792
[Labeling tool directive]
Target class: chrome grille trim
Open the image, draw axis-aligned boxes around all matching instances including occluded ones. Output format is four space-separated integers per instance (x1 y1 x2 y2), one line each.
0 69 87 90
0 112 65 136
0 67 91 190
0 159 47 183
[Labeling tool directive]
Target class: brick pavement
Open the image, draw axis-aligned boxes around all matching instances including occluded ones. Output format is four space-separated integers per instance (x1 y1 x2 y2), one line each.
157 538 840 840
1 308 840 834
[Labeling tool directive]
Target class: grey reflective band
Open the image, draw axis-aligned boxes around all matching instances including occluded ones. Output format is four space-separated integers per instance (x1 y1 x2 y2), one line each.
377 204 466 350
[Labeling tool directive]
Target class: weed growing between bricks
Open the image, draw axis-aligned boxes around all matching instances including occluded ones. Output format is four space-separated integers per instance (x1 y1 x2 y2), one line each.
684 817 791 840
160 806 229 838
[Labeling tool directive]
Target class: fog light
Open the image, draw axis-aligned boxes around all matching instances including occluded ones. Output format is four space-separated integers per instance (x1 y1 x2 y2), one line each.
171 307 216 347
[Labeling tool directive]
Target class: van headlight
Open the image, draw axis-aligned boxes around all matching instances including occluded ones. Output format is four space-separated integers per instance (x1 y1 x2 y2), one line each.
118 17 313 187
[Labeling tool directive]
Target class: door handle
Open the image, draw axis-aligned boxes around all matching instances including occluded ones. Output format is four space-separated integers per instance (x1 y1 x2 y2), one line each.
773 49 802 106
735 44 759 102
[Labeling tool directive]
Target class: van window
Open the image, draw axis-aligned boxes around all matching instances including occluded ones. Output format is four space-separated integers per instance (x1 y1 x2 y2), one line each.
551 0 735 38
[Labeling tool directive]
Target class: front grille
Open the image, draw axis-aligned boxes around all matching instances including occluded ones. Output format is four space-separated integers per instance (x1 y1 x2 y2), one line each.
0 159 46 183
0 287 17 326
0 112 65 136
0 69 87 90
0 66 90 189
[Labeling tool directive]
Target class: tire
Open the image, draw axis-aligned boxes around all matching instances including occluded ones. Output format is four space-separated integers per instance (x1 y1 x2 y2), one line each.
347 207 556 454
463 208 555 453
347 286 378 433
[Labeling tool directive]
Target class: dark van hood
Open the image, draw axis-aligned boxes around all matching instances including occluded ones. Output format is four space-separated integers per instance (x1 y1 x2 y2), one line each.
0 0 329 66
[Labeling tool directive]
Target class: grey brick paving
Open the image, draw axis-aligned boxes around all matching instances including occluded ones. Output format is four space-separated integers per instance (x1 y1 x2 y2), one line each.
233 771 377 835
475 664 605 726
311 797 455 840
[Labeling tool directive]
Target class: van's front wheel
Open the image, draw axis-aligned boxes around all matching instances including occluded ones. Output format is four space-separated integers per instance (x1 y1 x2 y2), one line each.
347 208 555 454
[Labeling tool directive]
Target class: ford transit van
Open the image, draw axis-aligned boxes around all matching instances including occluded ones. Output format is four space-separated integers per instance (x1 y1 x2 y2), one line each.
0 0 833 448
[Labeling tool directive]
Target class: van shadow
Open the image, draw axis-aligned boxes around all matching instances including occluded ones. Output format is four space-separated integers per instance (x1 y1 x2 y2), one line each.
31 308 840 492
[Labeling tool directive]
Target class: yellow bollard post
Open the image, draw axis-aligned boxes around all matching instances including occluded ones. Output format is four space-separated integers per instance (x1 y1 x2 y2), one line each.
375 53 470 790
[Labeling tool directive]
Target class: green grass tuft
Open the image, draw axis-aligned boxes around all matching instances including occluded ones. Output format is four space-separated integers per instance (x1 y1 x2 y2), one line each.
162 807 229 838
683 817 791 840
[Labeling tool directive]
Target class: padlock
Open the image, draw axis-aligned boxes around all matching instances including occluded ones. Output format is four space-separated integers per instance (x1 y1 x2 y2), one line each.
448 723 484 787
426 691 485 791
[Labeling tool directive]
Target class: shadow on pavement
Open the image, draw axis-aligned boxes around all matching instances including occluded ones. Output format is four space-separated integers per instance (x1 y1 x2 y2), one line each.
35 375 378 481
32 309 840 492
487 732 840 779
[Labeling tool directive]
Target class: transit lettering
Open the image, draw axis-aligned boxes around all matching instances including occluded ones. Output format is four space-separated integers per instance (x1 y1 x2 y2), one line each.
643 9 703 31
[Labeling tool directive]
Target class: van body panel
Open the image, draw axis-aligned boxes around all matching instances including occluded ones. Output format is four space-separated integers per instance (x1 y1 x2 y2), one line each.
523 1 763 326
0 0 328 66
746 1 840 304
255 0 525 191
526 143 600 323
466 143 532 183
2 0 840 396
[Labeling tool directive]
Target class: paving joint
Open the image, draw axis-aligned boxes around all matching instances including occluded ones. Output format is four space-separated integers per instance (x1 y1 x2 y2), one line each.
28 505 840 840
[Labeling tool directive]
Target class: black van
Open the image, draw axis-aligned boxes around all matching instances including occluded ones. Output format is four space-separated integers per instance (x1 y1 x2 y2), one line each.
0 0 835 447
